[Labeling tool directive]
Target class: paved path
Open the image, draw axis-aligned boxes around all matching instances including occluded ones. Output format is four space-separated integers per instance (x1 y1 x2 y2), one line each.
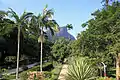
1 62 39 75
58 64 68 80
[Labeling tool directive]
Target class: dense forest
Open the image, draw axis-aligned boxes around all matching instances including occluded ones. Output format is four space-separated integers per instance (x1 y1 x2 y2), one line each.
0 0 120 80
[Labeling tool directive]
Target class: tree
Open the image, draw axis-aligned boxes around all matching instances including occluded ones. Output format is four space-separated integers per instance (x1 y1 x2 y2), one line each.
66 24 73 40
102 0 113 6
7 8 33 79
30 5 59 72
79 2 120 79
0 10 15 65
101 0 118 6
0 10 14 36
51 38 71 63
66 24 73 30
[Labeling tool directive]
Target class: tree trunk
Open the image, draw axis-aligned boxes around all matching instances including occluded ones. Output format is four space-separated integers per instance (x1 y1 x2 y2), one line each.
99 64 102 77
116 53 120 80
40 27 43 72
16 26 20 80
106 0 109 6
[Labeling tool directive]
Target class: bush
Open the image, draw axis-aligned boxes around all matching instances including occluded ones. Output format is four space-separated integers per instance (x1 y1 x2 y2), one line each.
19 62 53 79
20 71 28 80
45 64 62 80
27 71 44 80
97 77 116 80
27 62 52 71
2 74 16 80
66 57 97 80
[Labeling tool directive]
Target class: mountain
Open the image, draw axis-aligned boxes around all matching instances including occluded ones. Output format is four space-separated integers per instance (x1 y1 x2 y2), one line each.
46 27 75 41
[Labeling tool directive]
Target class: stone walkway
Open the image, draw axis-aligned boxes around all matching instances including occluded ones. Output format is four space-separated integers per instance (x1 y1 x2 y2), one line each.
58 64 68 80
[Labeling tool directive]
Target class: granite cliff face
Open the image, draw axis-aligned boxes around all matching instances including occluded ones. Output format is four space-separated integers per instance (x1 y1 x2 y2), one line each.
47 27 75 40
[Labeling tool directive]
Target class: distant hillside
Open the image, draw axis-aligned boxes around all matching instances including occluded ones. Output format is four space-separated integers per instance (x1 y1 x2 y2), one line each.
46 27 75 40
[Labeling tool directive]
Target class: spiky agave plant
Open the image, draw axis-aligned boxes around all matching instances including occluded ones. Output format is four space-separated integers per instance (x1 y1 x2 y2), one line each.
66 57 97 80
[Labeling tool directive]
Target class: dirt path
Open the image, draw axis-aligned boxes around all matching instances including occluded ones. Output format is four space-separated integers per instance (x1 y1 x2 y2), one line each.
58 64 68 80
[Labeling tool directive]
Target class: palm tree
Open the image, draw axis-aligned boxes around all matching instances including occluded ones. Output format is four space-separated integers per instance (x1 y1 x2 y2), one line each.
30 5 59 72
66 24 73 30
66 24 73 40
7 8 33 79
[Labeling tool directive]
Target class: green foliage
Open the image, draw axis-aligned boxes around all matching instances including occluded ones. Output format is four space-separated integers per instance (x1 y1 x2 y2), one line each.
97 77 116 80
66 24 73 30
107 68 116 78
2 74 16 80
5 56 16 63
19 62 62 80
29 7 59 39
74 2 120 70
66 57 97 80
51 38 71 63
69 40 81 57
23 37 39 57
44 63 62 80
20 71 28 80
1 69 16 80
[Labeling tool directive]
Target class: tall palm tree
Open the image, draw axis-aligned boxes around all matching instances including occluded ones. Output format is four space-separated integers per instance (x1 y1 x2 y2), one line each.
7 8 33 80
30 5 59 72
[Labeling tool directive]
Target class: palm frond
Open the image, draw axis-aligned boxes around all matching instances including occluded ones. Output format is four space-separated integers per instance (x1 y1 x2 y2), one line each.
20 11 33 21
45 9 54 18
44 4 48 11
48 20 59 32
0 10 7 18
49 27 55 36
7 8 20 22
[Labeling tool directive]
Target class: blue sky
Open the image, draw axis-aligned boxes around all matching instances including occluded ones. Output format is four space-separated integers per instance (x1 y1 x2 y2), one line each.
0 0 103 38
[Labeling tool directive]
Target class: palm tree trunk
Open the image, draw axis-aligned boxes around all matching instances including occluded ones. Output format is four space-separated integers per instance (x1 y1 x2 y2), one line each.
16 26 20 80
40 27 43 72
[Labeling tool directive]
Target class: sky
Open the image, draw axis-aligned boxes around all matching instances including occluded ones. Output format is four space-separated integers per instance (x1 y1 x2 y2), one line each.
0 0 104 38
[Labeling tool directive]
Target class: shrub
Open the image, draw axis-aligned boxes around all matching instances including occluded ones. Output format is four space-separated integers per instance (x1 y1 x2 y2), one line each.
2 75 16 80
26 62 52 71
20 62 53 80
66 57 97 80
27 71 44 80
97 77 116 80
20 71 28 80
45 64 62 80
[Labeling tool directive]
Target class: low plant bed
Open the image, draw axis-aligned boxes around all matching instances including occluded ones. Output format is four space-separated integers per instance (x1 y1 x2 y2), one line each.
27 71 44 80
